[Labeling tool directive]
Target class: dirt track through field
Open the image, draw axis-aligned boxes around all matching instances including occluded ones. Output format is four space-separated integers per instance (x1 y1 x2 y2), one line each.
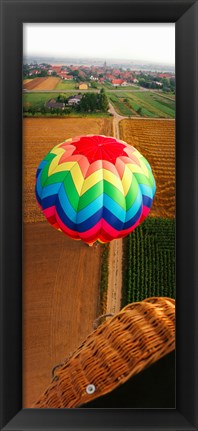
106 104 124 315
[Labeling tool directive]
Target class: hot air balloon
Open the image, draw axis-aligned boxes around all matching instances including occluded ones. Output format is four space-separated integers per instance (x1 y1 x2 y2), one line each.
35 135 156 244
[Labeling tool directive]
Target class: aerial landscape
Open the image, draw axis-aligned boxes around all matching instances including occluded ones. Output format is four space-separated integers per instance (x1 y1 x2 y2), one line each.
23 24 175 408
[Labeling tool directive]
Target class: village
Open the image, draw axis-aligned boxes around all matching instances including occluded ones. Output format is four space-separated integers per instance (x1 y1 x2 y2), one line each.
23 61 175 91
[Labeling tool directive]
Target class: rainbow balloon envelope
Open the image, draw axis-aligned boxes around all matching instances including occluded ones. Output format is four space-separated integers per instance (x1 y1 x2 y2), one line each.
35 135 156 244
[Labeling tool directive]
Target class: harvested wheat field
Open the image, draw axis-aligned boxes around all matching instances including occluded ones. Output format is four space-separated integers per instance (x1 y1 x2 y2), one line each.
23 77 60 90
23 222 101 407
23 117 113 223
23 77 48 90
23 79 33 85
32 77 60 90
120 119 175 218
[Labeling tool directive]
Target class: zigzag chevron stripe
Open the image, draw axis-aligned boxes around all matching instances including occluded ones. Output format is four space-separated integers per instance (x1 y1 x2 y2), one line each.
35 135 156 244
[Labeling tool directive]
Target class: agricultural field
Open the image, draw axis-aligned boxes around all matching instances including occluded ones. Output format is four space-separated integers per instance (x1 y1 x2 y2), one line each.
122 218 175 306
33 77 60 90
23 92 63 111
55 79 79 90
120 119 175 219
98 82 140 91
23 77 60 90
23 222 101 407
23 77 48 90
23 117 113 223
23 117 114 406
108 91 175 118
23 79 33 85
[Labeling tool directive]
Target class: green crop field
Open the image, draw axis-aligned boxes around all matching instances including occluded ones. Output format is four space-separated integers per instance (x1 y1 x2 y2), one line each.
97 81 114 90
23 92 78 108
55 80 82 90
23 92 111 118
23 92 61 109
108 94 135 116
131 92 175 118
107 91 175 118
122 218 175 306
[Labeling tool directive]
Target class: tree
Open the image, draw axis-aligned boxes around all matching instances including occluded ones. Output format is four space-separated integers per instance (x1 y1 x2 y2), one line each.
99 89 109 112
91 82 98 89
79 93 98 112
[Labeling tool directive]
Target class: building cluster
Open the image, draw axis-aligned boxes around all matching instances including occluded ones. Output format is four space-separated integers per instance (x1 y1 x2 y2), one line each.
46 94 83 109
24 61 175 89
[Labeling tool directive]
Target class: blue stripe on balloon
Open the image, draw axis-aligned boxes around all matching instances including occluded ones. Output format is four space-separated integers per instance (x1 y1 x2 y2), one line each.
77 208 103 232
41 182 62 199
35 185 42 206
138 183 153 199
56 198 103 232
76 193 128 224
36 168 41 179
37 186 152 233
143 195 153 208
77 194 103 224
56 197 77 231
38 160 48 171
35 172 43 199
123 205 142 229
55 196 143 233
41 194 58 209
36 161 48 179
103 208 124 230
58 184 77 223
103 194 126 223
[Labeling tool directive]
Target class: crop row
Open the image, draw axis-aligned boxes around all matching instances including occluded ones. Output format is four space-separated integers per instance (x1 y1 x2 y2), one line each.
122 217 175 306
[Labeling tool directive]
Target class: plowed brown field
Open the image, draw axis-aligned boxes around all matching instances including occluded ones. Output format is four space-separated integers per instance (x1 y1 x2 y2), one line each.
23 118 113 223
120 119 175 218
23 79 33 85
23 77 48 90
33 77 60 90
23 222 101 407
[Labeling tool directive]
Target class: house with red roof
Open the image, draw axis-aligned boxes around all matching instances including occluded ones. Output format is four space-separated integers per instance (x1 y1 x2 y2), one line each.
158 73 173 79
112 79 124 86
52 66 62 74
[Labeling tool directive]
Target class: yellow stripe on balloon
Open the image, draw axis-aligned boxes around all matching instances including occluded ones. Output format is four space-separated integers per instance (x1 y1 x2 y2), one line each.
127 162 148 176
139 158 149 176
49 161 76 176
121 165 133 196
48 148 65 175
81 168 124 195
80 169 104 195
70 163 85 195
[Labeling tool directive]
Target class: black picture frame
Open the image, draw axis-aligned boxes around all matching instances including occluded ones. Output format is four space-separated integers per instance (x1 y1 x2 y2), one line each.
0 0 198 429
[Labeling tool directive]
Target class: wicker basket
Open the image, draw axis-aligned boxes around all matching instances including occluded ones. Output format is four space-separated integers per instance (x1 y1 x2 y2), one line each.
34 297 175 408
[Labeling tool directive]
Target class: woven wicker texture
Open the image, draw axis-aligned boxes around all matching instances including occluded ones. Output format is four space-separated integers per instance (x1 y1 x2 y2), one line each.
34 297 175 408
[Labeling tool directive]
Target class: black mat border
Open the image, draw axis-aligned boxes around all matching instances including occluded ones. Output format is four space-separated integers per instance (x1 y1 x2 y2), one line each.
0 0 198 430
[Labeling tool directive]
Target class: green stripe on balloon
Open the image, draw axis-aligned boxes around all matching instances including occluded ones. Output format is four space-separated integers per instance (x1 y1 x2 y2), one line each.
45 171 69 185
63 172 83 212
77 181 103 211
125 176 139 210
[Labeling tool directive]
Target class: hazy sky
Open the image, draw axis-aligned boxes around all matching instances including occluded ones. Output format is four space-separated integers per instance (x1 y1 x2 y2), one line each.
23 23 175 65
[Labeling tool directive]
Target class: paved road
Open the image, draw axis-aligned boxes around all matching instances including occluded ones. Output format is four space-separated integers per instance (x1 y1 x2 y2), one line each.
23 88 148 94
